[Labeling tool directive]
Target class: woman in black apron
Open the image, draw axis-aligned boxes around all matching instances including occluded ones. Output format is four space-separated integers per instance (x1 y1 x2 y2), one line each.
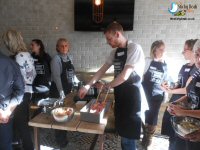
161 39 197 150
142 40 169 148
31 39 51 100
168 71 200 150
31 39 52 117
50 38 76 148
50 56 74 98
167 39 200 150
50 39 75 98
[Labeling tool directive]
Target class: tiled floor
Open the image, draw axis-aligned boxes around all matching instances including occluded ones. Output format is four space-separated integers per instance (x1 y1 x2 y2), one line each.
37 129 169 150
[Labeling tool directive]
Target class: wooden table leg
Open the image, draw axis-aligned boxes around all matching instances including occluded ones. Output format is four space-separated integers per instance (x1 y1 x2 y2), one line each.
99 134 104 150
89 134 98 150
34 127 40 150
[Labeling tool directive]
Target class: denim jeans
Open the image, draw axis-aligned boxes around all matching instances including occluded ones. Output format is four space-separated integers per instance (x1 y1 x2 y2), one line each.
0 119 13 150
145 95 163 126
121 137 136 150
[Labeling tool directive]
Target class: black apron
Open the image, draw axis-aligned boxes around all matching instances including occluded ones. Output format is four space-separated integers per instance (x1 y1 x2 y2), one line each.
174 69 200 150
114 47 141 139
187 69 200 110
161 64 196 136
32 54 51 93
50 56 75 98
142 60 168 99
178 64 196 88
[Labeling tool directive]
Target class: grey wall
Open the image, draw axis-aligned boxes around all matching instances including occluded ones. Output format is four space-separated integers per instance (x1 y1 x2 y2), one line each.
0 0 200 80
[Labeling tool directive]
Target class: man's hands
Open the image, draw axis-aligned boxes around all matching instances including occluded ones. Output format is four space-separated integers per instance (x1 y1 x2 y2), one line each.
78 81 111 99
78 85 90 99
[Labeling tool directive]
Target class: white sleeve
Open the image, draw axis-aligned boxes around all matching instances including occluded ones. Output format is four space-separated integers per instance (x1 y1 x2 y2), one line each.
144 57 152 74
125 43 144 67
50 55 63 92
105 49 116 65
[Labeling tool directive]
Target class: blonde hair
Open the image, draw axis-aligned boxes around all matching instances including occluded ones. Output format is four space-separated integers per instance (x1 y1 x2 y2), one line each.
2 29 27 54
56 38 69 52
193 39 200 53
150 40 165 59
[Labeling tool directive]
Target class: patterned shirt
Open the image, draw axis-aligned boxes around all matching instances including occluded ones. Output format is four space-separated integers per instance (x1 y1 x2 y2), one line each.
15 52 36 93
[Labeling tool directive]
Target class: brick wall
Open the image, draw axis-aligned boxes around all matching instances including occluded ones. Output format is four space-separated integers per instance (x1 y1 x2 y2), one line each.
0 0 200 80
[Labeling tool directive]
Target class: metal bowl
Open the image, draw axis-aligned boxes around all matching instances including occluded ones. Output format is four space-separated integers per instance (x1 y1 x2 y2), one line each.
37 98 58 107
37 98 59 114
52 107 74 122
171 116 200 137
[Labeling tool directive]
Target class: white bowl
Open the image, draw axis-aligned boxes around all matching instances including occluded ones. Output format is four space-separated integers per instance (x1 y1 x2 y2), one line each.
52 107 74 122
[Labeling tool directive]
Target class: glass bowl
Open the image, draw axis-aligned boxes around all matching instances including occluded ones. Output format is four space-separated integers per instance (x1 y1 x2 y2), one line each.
171 116 200 137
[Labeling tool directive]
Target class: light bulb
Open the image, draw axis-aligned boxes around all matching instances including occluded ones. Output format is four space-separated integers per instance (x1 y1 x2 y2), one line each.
95 0 101 6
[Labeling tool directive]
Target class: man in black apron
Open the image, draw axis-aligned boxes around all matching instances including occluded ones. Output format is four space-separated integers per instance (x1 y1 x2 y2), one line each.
114 47 141 140
79 22 145 150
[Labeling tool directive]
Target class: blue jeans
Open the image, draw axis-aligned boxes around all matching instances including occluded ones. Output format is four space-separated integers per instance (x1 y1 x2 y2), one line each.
145 95 163 126
121 137 136 150
0 119 13 150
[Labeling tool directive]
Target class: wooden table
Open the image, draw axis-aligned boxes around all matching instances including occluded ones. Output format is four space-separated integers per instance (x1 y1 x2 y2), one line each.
29 109 109 150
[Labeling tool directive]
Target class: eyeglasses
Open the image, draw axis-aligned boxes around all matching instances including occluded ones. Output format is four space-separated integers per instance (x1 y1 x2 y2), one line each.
182 49 192 53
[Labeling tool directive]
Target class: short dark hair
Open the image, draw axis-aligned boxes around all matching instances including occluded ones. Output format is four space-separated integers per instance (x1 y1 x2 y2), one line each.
104 22 123 34
32 39 45 57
